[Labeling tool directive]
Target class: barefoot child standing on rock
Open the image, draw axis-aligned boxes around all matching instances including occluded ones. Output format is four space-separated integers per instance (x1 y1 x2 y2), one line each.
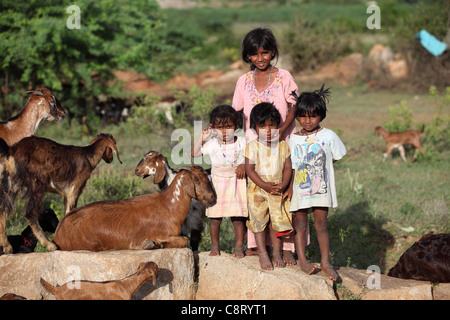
192 105 248 258
245 102 294 270
285 85 347 281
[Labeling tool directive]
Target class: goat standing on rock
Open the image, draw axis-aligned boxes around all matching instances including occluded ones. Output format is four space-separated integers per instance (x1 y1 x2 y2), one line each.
0 88 65 146
0 133 121 253
53 165 216 251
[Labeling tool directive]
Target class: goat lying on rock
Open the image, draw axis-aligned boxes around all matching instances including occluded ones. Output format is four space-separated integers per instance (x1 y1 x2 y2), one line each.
1 209 58 255
134 151 206 251
54 165 216 251
0 88 65 146
0 133 121 253
40 261 158 300
388 233 450 283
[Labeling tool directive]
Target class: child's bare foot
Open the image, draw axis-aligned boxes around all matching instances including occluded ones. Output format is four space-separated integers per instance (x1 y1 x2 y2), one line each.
209 246 220 256
321 263 338 281
272 252 286 268
232 247 245 258
299 260 317 275
259 253 273 270
283 250 297 266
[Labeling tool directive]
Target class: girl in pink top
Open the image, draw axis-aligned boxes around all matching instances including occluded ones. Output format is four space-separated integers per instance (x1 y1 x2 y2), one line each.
232 27 308 265
232 27 299 142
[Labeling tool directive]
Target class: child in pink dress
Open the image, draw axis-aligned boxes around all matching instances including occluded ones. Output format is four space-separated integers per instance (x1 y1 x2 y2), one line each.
232 27 308 263
191 105 247 258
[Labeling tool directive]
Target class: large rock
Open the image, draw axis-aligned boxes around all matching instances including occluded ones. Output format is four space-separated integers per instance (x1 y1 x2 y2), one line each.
196 252 337 300
0 249 195 300
196 253 449 300
336 267 434 300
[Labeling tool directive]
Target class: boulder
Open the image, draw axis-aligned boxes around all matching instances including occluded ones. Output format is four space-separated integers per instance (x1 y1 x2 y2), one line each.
386 60 408 79
196 253 449 300
196 252 337 300
296 53 363 85
0 248 195 300
335 267 434 300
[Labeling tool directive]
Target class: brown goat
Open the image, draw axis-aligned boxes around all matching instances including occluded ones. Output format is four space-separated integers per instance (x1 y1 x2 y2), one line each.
388 233 450 283
0 133 121 253
53 165 216 251
40 261 158 300
134 151 206 251
0 88 65 146
375 125 425 163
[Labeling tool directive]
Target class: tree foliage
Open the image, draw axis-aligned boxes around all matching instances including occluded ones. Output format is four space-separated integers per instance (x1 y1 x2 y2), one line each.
0 0 180 118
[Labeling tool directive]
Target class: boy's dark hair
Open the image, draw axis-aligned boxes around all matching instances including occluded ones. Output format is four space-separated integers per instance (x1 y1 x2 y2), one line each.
242 28 279 70
249 102 281 130
291 84 331 121
209 104 243 129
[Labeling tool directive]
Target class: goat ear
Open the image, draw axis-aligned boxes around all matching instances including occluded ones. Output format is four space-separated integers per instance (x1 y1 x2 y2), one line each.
153 164 166 184
183 171 198 199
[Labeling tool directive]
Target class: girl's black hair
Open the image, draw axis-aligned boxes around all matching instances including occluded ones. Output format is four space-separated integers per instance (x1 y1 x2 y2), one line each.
209 104 243 129
241 27 279 70
291 84 331 121
249 102 281 130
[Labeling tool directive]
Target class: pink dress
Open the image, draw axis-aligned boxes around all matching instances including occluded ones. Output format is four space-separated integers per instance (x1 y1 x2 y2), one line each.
201 136 248 218
232 68 299 142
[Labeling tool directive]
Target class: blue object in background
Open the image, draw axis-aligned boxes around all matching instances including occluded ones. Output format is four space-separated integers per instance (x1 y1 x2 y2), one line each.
415 29 447 57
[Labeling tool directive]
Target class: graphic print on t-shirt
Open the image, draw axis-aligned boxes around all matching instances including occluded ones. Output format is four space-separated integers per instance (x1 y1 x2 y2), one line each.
292 139 328 198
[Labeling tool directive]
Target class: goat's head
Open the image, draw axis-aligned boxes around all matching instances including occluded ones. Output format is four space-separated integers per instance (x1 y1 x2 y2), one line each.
375 126 382 136
38 208 59 233
26 88 65 122
134 151 167 184
177 165 216 207
89 133 122 164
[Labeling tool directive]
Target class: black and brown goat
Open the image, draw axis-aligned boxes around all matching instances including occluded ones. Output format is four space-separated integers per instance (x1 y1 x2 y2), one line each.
53 165 216 251
388 233 450 283
134 151 206 251
0 209 59 255
0 88 65 146
0 133 121 253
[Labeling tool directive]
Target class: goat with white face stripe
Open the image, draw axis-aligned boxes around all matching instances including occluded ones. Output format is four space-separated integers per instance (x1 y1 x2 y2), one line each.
135 151 209 251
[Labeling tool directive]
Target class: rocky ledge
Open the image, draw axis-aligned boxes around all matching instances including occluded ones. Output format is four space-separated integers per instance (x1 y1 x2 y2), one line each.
0 249 448 300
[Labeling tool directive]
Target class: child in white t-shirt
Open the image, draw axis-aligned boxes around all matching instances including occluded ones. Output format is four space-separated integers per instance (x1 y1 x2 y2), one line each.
286 85 347 281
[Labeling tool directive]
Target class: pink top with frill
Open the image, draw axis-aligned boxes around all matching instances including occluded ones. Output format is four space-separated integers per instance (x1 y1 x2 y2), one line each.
232 68 299 141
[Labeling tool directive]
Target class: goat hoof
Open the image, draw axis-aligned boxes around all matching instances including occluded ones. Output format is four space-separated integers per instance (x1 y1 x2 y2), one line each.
1 244 13 254
142 240 158 250
142 240 164 250
45 242 58 251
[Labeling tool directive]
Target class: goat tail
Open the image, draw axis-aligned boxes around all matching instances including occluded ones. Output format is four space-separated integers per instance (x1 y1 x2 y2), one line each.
0 138 9 158
420 124 425 133
40 278 56 295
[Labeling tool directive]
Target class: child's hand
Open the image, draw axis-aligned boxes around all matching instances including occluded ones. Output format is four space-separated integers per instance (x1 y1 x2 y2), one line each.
262 182 282 195
235 164 246 179
201 126 215 141
283 186 293 201
271 183 285 195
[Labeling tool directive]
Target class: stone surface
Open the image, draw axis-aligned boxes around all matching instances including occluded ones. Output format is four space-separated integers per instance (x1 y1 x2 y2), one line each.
196 252 337 300
336 267 435 300
0 248 195 300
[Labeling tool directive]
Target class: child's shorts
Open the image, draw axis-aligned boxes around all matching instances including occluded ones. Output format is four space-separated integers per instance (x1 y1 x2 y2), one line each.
246 182 293 234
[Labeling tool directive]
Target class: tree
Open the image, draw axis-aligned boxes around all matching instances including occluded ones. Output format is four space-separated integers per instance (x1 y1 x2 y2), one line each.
0 0 175 118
